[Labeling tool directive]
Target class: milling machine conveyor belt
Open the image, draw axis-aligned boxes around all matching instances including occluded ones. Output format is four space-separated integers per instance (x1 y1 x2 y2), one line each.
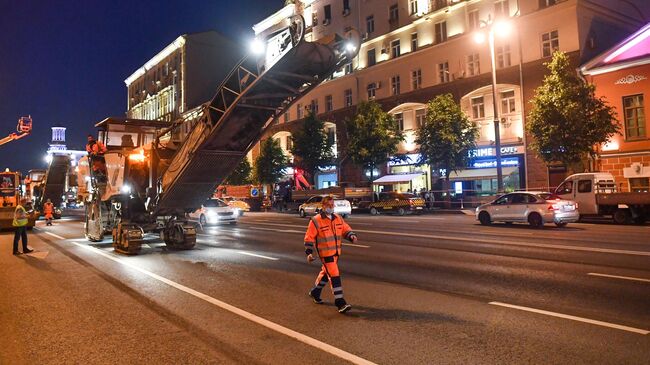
41 154 70 208
155 17 355 215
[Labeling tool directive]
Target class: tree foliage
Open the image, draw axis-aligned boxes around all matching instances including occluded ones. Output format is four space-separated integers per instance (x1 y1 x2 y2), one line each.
290 112 335 181
527 51 619 170
224 158 252 185
345 100 405 181
416 93 479 180
253 138 288 185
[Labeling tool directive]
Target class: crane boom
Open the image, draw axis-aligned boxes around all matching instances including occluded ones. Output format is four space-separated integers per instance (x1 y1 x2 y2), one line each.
0 116 33 147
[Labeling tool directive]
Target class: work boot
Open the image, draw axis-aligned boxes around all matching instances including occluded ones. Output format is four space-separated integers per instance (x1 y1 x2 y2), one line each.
335 298 352 314
23 248 33 254
13 251 20 255
308 289 323 304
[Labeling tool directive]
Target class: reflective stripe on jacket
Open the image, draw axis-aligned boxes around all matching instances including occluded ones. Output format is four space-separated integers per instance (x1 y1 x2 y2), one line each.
304 213 355 258
13 205 28 227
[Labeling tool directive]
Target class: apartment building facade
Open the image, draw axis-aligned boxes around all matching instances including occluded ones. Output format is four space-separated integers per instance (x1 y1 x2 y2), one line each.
124 31 243 134
581 22 650 192
255 0 649 194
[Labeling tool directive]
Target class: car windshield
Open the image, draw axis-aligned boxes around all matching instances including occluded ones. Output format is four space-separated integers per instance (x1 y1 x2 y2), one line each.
538 193 561 201
204 199 227 207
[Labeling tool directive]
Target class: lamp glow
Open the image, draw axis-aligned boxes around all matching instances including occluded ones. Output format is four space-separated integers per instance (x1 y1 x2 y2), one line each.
473 32 486 44
493 20 512 37
250 38 265 55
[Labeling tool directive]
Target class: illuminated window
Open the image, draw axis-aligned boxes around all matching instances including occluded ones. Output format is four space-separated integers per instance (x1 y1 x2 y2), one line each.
623 94 645 139
541 30 559 57
467 53 480 76
411 33 418 52
391 75 401 95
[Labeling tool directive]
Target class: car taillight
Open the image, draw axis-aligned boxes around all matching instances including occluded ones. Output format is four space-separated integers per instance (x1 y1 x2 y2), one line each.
548 204 561 211
575 203 578 209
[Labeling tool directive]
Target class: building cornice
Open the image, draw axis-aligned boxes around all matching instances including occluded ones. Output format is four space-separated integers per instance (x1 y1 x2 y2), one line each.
125 36 186 86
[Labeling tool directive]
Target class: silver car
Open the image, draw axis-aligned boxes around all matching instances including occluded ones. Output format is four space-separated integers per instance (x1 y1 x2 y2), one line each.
476 192 579 228
189 198 238 226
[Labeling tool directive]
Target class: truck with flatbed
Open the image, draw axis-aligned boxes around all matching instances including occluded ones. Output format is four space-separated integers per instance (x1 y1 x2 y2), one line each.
554 172 650 224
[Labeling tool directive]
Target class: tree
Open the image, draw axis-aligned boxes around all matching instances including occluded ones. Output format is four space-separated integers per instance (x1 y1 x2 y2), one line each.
290 112 335 184
527 51 619 171
224 158 252 185
346 100 405 183
416 94 478 202
253 138 288 185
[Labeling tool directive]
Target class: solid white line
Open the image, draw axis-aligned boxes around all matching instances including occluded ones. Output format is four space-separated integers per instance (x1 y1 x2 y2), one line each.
251 222 650 257
41 231 66 240
343 243 370 248
489 301 649 335
66 241 375 364
236 251 280 261
587 272 650 283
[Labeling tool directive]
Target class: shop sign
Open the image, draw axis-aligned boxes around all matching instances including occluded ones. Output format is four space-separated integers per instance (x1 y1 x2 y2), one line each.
468 145 524 158
472 157 519 169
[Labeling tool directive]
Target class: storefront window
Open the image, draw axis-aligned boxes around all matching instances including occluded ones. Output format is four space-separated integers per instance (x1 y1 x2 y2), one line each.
630 177 649 193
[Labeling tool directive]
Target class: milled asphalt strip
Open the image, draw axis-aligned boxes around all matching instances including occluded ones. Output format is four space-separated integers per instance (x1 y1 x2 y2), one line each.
587 272 650 283
489 301 649 335
251 222 650 257
41 234 375 365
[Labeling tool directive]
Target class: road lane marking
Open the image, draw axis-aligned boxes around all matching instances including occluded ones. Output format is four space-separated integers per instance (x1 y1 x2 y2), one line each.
41 231 66 240
343 243 370 248
250 222 650 257
236 251 280 261
64 241 374 365
587 273 650 283
489 301 649 335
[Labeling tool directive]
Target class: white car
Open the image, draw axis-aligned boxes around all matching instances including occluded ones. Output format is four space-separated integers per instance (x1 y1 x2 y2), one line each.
299 195 352 218
476 192 579 228
190 198 238 226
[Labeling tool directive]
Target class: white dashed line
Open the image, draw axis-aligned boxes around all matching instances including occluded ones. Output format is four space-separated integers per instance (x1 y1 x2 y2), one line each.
236 251 280 260
61 241 374 364
489 301 649 335
587 272 650 283
41 231 66 240
343 243 370 248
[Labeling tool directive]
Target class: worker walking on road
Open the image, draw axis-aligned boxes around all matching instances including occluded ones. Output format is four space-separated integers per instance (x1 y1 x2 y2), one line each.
304 196 357 314
43 198 54 226
13 198 33 255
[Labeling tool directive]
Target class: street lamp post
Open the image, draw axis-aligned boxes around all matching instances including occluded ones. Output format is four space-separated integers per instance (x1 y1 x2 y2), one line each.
475 17 510 194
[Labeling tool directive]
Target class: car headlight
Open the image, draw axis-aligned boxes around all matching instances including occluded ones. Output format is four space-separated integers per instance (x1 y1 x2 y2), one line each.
206 210 217 217
233 208 240 215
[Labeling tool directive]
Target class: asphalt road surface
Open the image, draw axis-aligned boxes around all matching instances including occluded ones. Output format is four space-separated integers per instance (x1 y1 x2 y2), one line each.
1 212 649 364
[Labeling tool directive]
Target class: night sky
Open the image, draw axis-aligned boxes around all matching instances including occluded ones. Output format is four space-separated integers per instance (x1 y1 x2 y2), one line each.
0 0 282 173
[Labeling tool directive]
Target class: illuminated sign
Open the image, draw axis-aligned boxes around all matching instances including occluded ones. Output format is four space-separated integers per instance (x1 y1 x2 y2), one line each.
468 145 524 158
454 181 463 194
472 157 519 169
387 153 421 166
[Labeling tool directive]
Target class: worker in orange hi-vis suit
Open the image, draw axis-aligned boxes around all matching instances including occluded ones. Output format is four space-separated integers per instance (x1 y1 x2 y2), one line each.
43 199 54 226
304 196 357 314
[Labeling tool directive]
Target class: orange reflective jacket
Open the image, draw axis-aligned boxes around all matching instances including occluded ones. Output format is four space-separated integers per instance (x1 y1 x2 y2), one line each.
86 141 107 155
304 213 356 258
43 202 54 219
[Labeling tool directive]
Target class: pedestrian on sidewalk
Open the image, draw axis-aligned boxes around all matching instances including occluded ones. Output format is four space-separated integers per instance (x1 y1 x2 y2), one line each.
303 196 357 314
13 198 33 255
43 198 54 226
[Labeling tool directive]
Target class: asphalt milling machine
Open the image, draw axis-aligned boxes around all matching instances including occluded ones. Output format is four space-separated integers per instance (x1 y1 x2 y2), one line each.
80 15 360 254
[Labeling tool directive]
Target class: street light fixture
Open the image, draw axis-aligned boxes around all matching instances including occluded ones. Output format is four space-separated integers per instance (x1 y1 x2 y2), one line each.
474 17 512 194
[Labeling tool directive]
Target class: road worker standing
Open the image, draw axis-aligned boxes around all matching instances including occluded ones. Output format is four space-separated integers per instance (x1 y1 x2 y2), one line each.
43 198 54 226
304 195 357 313
86 134 108 180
